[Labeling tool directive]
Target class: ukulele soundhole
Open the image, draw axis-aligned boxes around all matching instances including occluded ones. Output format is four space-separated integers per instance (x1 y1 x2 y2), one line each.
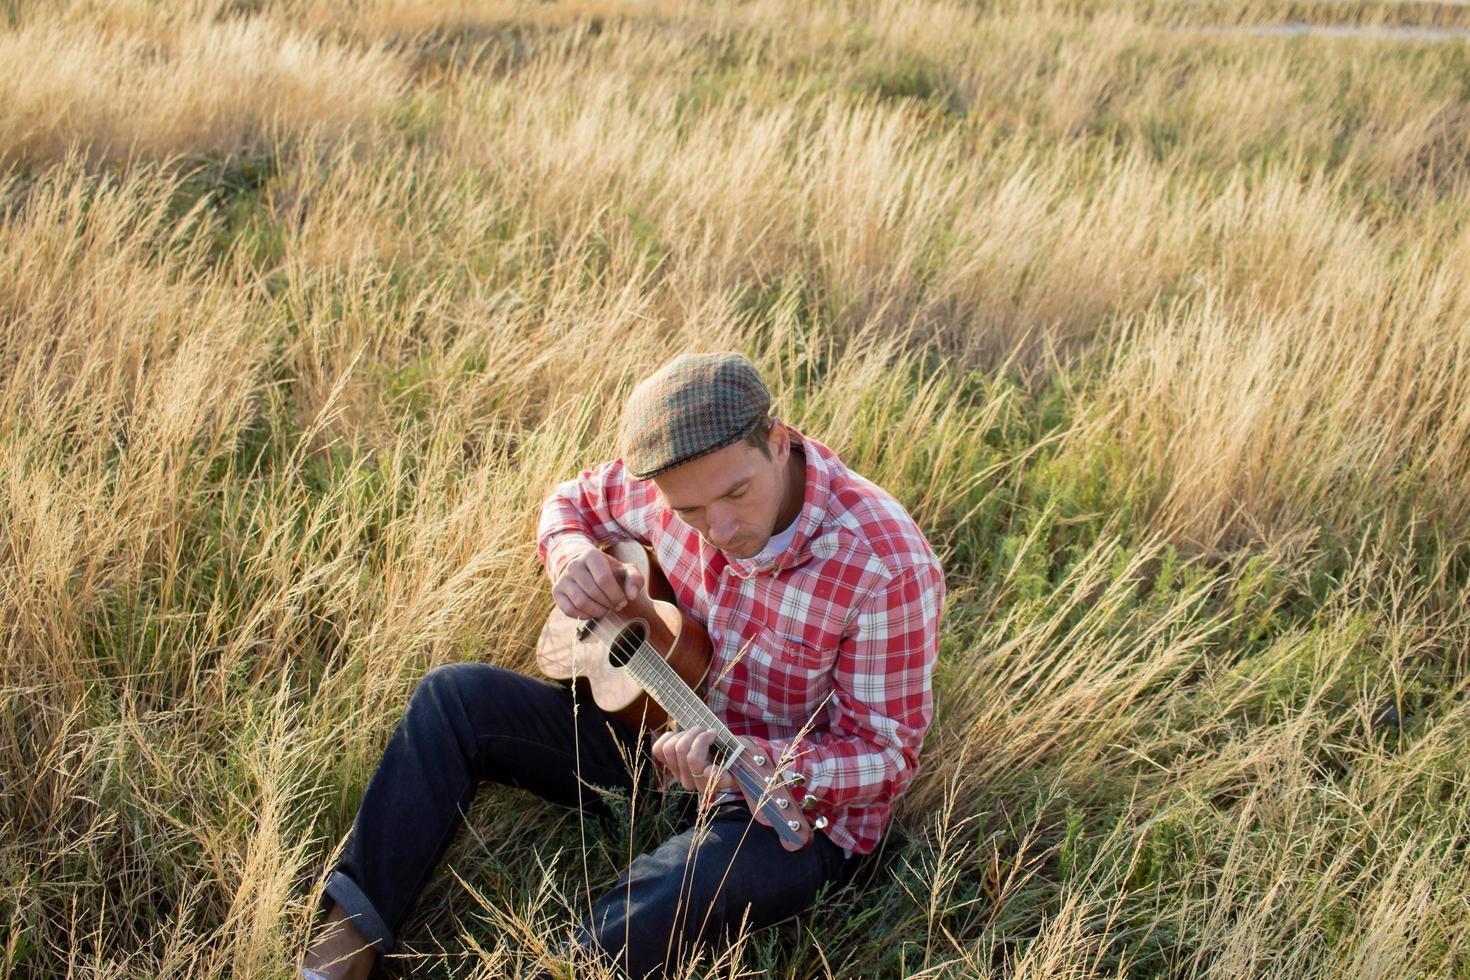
608 621 648 668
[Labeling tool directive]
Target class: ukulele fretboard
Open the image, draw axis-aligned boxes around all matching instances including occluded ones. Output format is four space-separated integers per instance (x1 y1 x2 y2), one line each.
624 642 745 761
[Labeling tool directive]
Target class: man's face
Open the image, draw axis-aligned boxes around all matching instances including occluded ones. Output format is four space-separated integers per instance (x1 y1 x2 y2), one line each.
652 424 791 559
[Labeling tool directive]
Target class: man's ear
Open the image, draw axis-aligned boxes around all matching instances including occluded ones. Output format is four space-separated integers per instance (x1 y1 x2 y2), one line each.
769 418 790 462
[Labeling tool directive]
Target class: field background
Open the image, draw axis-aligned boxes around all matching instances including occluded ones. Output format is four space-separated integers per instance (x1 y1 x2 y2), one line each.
4 0 1470 976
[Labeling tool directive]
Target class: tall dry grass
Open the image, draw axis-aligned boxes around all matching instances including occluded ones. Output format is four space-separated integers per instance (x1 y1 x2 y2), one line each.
3 0 1469 976
0 12 403 166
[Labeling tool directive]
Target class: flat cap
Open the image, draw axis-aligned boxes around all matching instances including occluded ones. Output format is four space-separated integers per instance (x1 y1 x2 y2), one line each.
620 352 771 479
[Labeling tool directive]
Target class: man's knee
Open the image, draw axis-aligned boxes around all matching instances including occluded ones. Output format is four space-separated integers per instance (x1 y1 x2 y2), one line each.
405 662 520 740
407 663 577 753
413 661 472 701
414 661 524 706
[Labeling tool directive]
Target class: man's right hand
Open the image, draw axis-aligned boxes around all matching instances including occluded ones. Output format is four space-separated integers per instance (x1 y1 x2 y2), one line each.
551 548 646 620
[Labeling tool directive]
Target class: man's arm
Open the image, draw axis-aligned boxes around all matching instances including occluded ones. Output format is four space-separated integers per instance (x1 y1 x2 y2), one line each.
536 458 657 580
747 565 945 814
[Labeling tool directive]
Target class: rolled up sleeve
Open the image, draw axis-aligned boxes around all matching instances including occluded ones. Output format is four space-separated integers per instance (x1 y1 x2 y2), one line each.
535 458 657 580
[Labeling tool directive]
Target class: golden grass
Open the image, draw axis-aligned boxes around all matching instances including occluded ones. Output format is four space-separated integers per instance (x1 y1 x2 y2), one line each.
0 13 403 166
3 0 1470 976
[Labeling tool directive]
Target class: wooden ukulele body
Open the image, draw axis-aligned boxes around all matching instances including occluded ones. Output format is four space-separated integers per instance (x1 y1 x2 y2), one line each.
536 541 711 733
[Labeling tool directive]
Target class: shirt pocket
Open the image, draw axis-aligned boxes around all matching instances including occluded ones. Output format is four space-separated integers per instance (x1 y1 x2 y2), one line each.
752 627 837 724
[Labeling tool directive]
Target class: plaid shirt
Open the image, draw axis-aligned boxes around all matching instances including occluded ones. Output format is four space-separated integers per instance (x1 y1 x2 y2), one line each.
536 428 945 855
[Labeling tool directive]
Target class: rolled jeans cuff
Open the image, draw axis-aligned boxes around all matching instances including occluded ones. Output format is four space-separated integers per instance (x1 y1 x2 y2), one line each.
323 870 395 952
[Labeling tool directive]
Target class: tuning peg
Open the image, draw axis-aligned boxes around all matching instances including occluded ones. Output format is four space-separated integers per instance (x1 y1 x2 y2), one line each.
813 816 829 830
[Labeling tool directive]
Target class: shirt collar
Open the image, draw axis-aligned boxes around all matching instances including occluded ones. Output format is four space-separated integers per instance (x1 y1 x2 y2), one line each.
725 426 830 579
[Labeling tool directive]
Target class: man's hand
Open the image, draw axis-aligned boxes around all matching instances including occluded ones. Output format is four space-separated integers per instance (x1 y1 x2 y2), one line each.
552 548 645 620
653 728 776 828
651 726 737 795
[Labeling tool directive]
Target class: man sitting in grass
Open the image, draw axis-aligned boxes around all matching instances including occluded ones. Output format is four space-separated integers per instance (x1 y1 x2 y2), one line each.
301 352 946 979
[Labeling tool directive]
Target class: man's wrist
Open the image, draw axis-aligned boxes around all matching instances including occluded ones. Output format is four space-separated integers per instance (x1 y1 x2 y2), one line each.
546 537 598 583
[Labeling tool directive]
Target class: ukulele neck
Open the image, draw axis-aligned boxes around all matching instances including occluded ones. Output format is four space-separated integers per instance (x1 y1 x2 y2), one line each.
624 641 744 761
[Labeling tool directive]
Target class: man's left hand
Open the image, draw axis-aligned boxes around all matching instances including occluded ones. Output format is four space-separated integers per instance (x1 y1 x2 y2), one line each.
651 726 736 795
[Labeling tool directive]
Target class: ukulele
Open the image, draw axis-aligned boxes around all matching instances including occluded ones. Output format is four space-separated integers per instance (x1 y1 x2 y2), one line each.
536 541 820 851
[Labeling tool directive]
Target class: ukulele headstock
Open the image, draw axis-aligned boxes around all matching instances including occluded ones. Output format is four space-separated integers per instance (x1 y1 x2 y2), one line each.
729 750 815 852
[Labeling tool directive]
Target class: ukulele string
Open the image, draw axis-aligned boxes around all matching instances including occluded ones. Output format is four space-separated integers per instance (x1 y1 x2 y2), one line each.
574 615 801 839
574 614 743 758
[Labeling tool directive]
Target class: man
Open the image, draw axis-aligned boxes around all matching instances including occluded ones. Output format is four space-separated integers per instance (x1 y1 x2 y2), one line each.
302 352 945 979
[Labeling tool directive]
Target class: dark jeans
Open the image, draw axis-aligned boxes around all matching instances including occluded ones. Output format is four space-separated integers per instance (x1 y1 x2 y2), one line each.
324 663 855 979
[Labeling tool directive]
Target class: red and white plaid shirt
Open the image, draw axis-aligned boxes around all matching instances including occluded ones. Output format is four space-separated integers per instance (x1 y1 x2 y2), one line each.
536 428 945 855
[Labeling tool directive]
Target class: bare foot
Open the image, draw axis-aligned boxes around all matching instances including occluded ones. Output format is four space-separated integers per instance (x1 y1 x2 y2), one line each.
302 902 376 980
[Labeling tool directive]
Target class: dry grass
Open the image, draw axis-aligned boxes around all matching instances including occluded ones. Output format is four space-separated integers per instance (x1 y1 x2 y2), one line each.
3 0 1469 977
0 12 403 166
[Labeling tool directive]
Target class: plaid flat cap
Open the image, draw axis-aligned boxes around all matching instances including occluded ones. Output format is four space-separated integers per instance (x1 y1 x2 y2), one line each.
620 352 771 479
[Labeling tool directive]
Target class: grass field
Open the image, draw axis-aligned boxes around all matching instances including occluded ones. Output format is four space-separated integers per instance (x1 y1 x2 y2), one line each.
4 0 1470 976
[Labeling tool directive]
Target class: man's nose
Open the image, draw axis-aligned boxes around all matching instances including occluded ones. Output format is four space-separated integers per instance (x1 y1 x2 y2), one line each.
709 514 740 547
